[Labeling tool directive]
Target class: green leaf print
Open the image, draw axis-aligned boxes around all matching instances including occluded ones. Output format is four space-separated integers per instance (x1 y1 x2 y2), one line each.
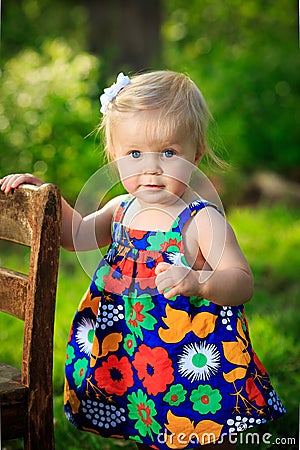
190 384 222 414
127 389 161 439
124 333 137 356
94 264 111 291
146 227 182 252
124 291 157 339
72 357 88 388
146 231 167 251
163 383 187 406
190 297 210 308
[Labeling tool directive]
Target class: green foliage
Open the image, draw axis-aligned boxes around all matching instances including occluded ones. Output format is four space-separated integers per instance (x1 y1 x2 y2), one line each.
0 40 103 202
162 0 300 179
1 0 299 202
2 0 86 59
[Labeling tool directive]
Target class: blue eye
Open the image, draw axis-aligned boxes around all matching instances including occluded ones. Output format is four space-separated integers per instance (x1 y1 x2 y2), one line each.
164 149 175 158
130 150 141 159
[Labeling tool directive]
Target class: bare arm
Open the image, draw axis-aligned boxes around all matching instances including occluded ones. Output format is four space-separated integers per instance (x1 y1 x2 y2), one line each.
62 195 123 251
155 207 254 306
0 173 122 251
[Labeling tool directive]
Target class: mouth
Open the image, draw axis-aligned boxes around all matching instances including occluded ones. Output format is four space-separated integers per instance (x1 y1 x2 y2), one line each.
142 184 164 190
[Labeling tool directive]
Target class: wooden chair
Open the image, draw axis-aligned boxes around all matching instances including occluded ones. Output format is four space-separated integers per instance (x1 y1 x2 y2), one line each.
0 184 61 449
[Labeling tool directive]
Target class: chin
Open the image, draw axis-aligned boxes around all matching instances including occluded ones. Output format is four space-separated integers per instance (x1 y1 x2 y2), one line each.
135 189 184 205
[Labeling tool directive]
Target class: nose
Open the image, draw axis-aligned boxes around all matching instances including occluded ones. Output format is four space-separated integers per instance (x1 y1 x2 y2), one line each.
142 153 162 174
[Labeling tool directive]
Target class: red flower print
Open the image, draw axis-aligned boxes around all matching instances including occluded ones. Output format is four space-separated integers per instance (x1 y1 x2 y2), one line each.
137 402 153 427
129 302 146 328
103 260 134 295
95 354 134 396
245 377 266 407
128 229 148 240
133 344 174 395
136 253 164 290
253 351 267 375
68 324 74 343
162 238 182 252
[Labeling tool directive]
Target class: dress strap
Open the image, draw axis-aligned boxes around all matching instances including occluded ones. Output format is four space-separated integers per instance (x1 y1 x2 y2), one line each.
112 195 135 224
171 199 224 234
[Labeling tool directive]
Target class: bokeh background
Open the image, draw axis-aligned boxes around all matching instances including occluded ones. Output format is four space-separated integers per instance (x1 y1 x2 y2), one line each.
0 1 299 449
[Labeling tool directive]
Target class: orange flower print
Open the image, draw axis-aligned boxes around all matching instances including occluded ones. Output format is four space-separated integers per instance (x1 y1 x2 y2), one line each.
95 354 134 396
133 344 174 395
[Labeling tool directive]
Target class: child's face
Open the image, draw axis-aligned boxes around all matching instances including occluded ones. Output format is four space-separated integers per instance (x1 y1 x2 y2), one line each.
110 110 203 206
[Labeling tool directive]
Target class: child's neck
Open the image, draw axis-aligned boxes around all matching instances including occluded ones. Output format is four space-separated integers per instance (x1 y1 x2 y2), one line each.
124 188 198 232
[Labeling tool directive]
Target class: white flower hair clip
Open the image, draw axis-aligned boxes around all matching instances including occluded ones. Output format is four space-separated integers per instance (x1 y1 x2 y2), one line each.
100 72 131 114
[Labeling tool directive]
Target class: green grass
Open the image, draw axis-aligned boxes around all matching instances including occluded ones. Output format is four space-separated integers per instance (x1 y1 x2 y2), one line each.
1 204 299 449
228 205 299 449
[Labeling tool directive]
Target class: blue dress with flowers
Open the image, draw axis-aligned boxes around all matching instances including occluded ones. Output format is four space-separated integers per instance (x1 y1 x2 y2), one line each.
64 196 285 448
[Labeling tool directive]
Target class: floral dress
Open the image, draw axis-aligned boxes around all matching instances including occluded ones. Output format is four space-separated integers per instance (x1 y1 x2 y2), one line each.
64 196 285 448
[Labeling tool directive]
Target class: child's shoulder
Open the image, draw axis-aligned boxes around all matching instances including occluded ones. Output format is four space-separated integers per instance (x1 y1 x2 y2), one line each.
104 193 131 209
104 193 132 222
184 196 228 240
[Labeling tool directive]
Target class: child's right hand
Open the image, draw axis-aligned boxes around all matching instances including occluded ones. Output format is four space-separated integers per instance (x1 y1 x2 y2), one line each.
0 173 44 194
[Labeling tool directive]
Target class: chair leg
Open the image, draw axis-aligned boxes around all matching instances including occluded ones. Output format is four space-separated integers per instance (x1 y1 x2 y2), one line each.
24 413 55 450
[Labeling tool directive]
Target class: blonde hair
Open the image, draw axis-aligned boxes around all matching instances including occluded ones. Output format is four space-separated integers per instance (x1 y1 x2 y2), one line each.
99 70 225 168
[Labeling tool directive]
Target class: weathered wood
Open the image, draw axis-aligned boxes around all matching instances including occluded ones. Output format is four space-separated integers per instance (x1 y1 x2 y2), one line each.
0 184 61 449
0 363 28 439
0 268 28 319
0 362 25 397
0 185 38 246
1 403 27 440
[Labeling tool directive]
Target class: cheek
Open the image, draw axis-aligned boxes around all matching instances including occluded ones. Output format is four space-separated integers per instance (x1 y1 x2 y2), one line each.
167 178 188 198
121 177 138 193
117 157 141 180
163 161 195 186
117 160 140 192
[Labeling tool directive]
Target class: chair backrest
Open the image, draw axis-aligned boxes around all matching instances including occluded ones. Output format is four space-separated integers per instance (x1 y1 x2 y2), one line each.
0 183 61 444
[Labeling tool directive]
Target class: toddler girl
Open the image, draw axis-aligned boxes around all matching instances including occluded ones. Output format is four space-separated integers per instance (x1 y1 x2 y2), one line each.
0 71 285 449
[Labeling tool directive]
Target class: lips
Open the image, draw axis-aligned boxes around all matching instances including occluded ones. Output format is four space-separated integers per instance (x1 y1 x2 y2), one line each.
142 184 164 189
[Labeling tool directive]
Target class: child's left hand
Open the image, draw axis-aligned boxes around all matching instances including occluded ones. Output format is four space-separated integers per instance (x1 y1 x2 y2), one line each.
155 262 201 299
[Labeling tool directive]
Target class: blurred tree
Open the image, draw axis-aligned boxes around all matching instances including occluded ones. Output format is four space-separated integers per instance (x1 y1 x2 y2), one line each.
0 40 101 202
1 0 87 59
162 0 300 181
1 0 162 202
87 0 162 74
2 0 162 74
1 0 299 202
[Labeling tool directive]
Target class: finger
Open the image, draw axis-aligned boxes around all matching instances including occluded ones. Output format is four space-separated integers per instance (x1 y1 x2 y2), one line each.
4 174 27 193
155 262 171 275
163 284 182 299
155 275 174 294
1 174 43 194
0 174 22 193
0 175 14 188
10 174 31 188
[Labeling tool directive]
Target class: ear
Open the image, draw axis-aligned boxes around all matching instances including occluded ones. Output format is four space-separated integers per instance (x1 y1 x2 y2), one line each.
194 146 205 165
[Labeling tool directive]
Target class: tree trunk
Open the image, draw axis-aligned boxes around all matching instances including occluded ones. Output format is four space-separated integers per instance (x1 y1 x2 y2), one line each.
87 0 162 73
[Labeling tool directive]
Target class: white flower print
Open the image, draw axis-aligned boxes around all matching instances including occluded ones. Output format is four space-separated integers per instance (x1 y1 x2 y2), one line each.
166 252 188 267
75 318 96 356
178 341 221 382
